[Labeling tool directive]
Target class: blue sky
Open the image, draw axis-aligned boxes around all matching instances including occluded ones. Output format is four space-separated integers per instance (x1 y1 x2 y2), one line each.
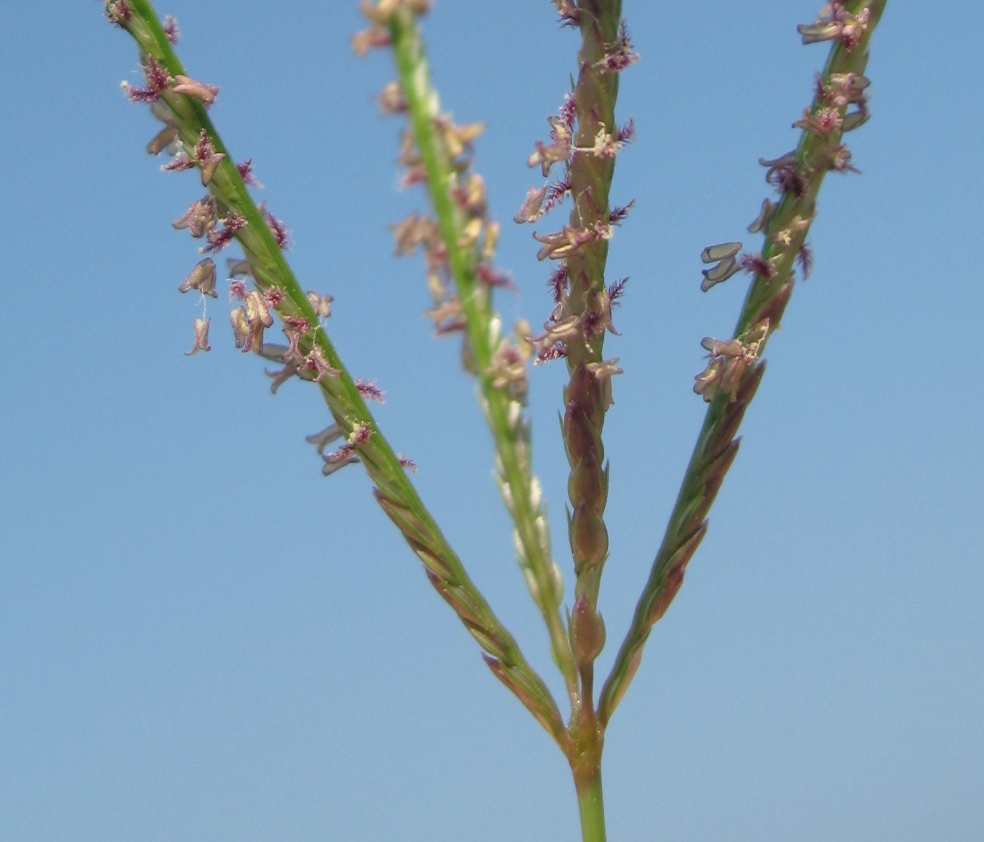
2 2 982 840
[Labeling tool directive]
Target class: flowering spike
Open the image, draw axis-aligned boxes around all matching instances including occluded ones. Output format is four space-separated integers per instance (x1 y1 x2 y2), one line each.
111 2 567 751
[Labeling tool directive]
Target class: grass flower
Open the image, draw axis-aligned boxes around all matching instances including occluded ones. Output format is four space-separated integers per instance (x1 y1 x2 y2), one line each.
106 2 889 839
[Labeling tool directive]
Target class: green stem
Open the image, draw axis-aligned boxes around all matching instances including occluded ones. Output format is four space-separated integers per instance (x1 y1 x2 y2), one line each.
557 0 624 711
574 762 607 842
569 684 606 841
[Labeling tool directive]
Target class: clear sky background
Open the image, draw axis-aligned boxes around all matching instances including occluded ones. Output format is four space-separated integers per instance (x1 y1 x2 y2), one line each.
2 2 982 841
